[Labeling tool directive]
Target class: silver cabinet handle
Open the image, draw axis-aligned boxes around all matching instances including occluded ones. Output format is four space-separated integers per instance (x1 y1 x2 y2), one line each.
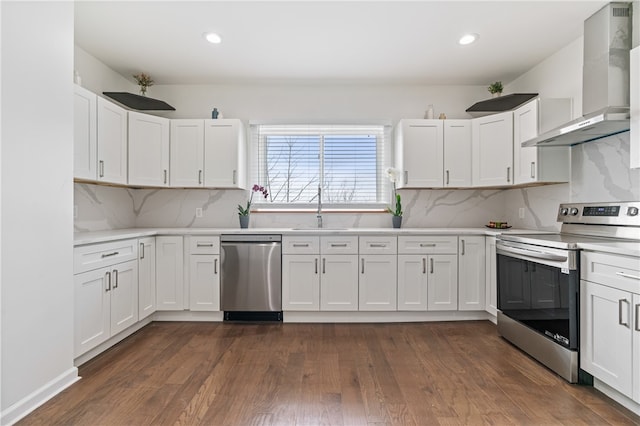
369 244 387 248
507 167 511 183
315 258 318 274
422 258 426 274
113 269 118 289
616 271 640 280
197 243 214 247
619 299 629 327
293 243 309 247
105 271 111 292
361 258 365 274
636 304 640 332
430 258 434 274
140 243 145 259
163 169 168 184
99 160 105 177
198 170 203 184
214 258 218 274
530 162 536 179
101 251 119 258
404 170 408 184
330 243 348 247
461 239 465 256
322 258 326 274
446 170 450 185
420 243 436 247
232 170 237 184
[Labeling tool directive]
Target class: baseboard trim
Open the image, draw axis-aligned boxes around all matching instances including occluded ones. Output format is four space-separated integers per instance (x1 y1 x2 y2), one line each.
594 378 640 417
1 367 79 426
283 310 491 323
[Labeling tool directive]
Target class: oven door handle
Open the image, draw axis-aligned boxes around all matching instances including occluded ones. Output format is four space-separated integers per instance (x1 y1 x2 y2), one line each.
496 242 569 264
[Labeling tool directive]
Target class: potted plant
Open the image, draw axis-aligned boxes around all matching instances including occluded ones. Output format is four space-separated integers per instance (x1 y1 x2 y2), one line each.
133 72 154 96
385 168 403 228
488 81 503 97
237 184 268 228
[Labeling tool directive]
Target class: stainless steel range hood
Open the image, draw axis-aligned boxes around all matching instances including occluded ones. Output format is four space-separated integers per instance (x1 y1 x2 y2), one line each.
524 2 632 147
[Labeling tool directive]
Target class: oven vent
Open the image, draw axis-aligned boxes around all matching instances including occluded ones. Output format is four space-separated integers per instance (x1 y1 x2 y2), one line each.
612 7 629 17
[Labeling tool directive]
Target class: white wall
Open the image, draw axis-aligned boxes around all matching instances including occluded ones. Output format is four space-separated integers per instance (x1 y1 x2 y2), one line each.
1 2 78 424
74 46 136 97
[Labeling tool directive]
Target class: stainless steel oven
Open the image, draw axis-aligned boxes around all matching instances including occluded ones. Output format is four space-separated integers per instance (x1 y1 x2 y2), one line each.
496 201 640 383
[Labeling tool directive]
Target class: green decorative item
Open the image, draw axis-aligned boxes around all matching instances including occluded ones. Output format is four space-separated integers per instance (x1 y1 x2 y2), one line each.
237 184 269 228
488 81 503 96
133 72 154 96
385 167 403 228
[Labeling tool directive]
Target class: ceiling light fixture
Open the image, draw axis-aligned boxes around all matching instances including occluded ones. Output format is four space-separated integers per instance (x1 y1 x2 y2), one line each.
459 33 479 45
204 32 222 44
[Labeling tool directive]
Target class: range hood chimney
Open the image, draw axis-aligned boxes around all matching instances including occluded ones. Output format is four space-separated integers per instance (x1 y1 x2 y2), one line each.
523 2 632 147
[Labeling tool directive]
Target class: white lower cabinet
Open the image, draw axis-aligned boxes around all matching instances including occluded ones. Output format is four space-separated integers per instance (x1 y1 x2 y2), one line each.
484 236 498 316
359 255 398 311
581 251 640 404
156 236 184 310
397 255 429 310
188 236 221 311
74 259 138 357
458 236 485 311
138 237 156 320
282 254 321 310
427 255 458 311
321 255 359 311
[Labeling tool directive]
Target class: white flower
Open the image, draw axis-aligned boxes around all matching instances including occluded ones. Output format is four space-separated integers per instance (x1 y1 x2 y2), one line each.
385 167 400 183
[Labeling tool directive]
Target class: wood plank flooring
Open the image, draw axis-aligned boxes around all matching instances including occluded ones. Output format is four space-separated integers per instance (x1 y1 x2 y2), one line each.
19 321 640 425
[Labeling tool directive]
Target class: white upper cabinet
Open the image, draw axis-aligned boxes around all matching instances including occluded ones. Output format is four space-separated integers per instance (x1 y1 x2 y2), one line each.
513 98 571 185
631 46 639 169
97 96 128 185
472 111 513 187
74 84 97 181
170 119 205 187
128 111 170 187
443 120 472 187
203 119 247 189
395 120 444 188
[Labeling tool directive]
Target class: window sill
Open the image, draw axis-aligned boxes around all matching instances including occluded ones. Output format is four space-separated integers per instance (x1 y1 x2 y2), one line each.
251 208 387 214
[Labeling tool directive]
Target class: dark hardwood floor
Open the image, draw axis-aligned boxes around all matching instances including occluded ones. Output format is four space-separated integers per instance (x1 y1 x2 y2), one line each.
19 321 640 425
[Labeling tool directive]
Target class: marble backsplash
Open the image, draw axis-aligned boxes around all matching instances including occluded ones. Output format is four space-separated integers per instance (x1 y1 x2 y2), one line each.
74 133 639 233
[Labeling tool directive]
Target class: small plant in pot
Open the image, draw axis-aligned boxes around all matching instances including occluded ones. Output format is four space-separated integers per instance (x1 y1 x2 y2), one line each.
237 184 268 228
385 168 403 228
488 81 503 97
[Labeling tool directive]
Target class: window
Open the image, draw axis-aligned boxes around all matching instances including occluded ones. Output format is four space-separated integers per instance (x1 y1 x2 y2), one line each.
251 124 390 209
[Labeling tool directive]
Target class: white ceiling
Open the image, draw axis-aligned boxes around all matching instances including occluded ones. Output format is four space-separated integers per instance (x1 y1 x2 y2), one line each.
74 1 608 86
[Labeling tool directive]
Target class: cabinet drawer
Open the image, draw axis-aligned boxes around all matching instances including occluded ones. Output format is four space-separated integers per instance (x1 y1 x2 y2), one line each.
321 236 359 255
74 239 138 274
189 235 220 254
283 236 320 254
359 236 397 254
398 236 458 254
581 251 640 294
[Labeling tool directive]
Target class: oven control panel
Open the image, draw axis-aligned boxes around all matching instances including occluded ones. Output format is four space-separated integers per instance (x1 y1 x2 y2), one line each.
558 201 640 225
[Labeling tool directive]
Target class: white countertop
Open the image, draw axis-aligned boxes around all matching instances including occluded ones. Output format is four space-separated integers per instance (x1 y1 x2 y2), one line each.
578 240 640 257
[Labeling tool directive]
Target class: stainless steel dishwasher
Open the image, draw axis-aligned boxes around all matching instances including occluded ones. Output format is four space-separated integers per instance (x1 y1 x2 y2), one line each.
220 234 282 321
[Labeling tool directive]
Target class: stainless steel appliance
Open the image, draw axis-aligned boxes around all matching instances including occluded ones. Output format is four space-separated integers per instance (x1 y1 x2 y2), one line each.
496 201 640 383
220 234 282 321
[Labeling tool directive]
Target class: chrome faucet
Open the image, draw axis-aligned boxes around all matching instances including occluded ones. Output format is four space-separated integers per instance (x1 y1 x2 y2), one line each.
316 185 323 228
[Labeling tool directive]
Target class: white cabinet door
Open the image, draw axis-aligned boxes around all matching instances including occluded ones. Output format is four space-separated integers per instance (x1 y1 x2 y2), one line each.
189 254 220 311
427 254 458 311
282 255 320 311
472 111 513 187
632 46 640 169
170 119 204 187
580 280 634 397
395 120 444 188
485 236 498 316
458 236 486 311
443 120 471 187
97 96 128 184
128 111 170 187
156 236 184 310
110 260 139 336
359 255 397 311
74 267 111 356
397 255 428 311
513 99 570 185
321 255 358 311
74 84 97 181
203 119 246 188
138 237 156 320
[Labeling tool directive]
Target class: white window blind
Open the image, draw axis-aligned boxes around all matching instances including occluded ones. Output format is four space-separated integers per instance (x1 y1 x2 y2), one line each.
251 124 390 209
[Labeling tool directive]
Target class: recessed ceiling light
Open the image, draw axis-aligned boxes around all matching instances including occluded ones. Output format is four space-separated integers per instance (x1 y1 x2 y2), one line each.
459 33 479 45
204 32 222 44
